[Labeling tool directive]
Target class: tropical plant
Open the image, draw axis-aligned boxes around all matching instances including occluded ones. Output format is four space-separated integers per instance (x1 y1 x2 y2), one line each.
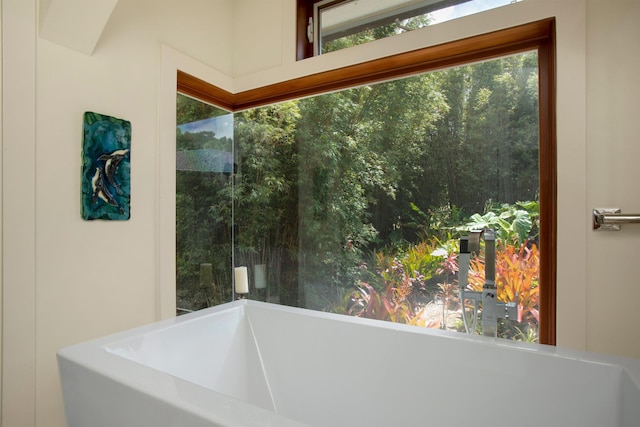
459 201 538 246
467 242 540 328
496 243 540 326
514 325 539 343
345 282 438 328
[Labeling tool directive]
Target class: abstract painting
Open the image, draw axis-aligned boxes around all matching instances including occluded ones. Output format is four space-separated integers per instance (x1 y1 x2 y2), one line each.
81 111 131 220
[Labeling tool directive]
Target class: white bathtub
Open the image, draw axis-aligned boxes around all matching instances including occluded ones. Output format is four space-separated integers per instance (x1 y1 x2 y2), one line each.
58 300 640 427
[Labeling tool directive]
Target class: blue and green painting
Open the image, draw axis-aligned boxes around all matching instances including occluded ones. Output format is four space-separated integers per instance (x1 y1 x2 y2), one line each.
81 112 131 220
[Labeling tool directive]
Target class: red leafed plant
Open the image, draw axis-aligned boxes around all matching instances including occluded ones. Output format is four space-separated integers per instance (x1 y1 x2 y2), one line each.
346 281 439 328
343 244 441 327
346 271 440 328
467 243 540 327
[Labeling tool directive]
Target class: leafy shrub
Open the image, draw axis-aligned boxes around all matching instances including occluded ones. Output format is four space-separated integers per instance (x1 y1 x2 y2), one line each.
342 241 444 327
458 201 538 245
467 242 539 328
337 202 540 341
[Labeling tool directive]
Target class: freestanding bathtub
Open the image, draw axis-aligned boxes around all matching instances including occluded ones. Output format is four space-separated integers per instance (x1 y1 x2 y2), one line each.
58 300 640 427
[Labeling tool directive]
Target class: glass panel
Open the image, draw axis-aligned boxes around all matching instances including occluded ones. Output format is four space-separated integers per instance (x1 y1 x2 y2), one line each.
317 0 525 55
176 94 234 314
176 51 541 341
233 104 300 305
234 51 540 341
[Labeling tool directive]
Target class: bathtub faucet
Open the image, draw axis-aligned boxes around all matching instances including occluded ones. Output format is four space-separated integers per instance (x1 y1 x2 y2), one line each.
458 229 517 337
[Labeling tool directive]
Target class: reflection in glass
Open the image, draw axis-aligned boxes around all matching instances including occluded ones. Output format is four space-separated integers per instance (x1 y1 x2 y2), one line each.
176 94 234 313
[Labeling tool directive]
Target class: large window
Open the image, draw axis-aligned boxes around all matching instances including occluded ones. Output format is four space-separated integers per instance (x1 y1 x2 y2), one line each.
177 18 556 344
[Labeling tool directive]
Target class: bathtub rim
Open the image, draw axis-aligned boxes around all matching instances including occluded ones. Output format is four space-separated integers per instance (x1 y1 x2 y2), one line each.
57 301 310 427
57 300 640 425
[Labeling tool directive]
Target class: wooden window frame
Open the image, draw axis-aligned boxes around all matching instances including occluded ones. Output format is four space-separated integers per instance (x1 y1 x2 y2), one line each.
177 18 557 345
297 0 316 60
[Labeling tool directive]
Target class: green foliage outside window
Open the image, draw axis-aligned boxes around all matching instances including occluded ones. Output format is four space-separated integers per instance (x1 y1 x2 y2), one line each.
177 51 541 339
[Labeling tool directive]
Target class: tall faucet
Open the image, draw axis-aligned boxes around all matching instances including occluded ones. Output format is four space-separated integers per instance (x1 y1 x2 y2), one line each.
458 229 517 337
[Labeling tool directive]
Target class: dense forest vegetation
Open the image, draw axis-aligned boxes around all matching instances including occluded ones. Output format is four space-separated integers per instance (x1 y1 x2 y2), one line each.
177 41 540 339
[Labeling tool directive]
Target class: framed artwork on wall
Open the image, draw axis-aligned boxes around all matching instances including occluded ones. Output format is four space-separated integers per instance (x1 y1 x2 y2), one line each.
81 111 131 220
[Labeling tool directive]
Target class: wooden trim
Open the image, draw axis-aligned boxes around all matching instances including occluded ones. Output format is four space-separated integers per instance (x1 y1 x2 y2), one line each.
297 0 314 60
235 19 554 110
537 20 557 346
176 70 234 111
177 18 557 344
179 19 554 112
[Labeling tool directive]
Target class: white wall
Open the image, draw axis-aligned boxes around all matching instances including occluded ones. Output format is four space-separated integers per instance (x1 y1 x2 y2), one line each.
3 1 233 426
3 0 640 426
585 0 640 357
3 1 37 425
